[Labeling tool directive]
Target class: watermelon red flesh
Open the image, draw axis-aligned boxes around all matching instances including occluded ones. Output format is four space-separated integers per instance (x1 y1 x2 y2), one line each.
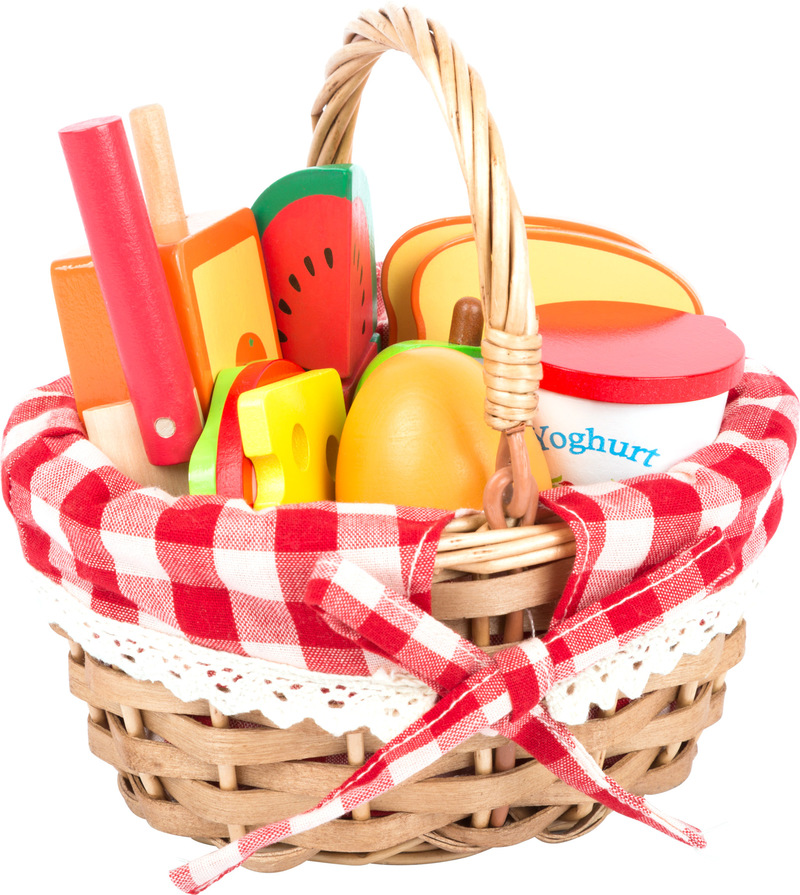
260 193 374 378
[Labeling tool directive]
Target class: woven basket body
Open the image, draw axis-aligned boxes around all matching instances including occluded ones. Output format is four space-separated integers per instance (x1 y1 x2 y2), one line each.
60 612 744 870
9 3 785 881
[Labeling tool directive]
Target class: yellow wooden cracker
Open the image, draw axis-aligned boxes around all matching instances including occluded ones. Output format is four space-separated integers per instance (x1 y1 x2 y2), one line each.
238 369 345 509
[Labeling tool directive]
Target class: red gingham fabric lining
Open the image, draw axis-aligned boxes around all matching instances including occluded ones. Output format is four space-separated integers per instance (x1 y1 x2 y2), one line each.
2 360 797 891
2 378 453 675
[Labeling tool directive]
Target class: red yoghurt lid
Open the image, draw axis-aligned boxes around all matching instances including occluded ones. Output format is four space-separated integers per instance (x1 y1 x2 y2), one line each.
537 301 745 404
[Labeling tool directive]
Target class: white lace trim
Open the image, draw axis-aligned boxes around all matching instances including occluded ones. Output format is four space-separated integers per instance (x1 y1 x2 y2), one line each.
32 565 754 740
543 567 753 724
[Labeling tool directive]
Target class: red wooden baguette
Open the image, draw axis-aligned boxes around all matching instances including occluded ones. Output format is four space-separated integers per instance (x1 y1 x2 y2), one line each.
59 116 202 466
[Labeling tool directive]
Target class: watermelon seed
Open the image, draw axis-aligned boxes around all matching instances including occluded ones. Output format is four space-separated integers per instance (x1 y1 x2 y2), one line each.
289 274 301 292
324 248 334 268
362 320 366 334
279 299 292 315
278 330 288 343
361 289 365 306
304 256 315 276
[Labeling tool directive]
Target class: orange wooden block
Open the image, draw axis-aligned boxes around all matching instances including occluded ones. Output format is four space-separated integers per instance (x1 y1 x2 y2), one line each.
158 208 283 415
129 104 282 417
50 256 129 420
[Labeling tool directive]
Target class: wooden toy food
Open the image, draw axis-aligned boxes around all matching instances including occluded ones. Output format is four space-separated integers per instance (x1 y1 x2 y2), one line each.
50 257 130 421
380 214 648 342
412 229 703 342
238 368 346 509
129 105 282 416
10 9 797 887
533 301 745 485
49 254 190 492
335 347 551 511
59 116 204 469
189 358 304 502
252 165 377 381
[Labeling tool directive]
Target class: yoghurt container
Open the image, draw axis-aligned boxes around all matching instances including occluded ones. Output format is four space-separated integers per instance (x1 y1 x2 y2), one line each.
533 301 745 485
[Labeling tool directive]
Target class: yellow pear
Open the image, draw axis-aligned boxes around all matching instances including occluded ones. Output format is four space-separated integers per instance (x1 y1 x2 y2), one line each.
335 347 551 511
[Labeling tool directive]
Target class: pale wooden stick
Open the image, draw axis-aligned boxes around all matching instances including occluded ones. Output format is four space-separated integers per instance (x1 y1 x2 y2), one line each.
83 401 189 495
346 731 372 821
434 525 573 570
129 103 189 245
470 611 493 829
654 681 699 766
489 594 526 826
120 704 166 799
437 521 569 553
69 640 107 727
440 540 577 576
210 705 248 841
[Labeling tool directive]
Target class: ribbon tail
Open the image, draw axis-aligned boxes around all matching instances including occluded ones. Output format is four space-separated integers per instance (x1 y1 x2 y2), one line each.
501 706 706 848
170 673 504 892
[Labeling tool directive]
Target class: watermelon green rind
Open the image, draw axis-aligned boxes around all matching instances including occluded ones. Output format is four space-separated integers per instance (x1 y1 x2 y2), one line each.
350 165 378 333
253 164 371 236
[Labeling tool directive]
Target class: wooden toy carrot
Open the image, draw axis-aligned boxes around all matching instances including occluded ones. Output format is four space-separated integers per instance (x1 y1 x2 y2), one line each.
59 116 203 467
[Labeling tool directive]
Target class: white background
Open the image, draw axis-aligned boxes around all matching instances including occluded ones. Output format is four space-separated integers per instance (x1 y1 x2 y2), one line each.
1 1 797 893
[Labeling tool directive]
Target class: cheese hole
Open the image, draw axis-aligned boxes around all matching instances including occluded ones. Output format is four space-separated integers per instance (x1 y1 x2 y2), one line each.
326 435 339 480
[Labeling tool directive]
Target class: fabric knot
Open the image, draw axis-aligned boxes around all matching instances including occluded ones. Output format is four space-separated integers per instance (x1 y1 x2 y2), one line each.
492 638 555 721
305 553 555 726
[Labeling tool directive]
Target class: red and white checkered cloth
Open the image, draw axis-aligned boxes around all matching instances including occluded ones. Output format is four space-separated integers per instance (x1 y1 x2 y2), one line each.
2 360 797 891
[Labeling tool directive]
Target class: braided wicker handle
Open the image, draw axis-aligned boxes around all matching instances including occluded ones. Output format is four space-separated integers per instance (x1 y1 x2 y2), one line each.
308 5 542 441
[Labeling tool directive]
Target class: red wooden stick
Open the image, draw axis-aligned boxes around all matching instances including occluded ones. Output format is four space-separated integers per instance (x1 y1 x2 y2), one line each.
59 116 202 466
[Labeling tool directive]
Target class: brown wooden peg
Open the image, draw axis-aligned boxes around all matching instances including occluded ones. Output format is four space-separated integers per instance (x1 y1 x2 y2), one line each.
448 296 484 347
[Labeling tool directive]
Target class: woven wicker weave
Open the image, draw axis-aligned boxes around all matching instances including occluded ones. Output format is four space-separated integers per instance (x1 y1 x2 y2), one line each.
51 4 748 871
59 614 744 870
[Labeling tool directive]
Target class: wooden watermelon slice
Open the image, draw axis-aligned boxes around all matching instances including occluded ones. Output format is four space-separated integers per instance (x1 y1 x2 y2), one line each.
252 165 378 382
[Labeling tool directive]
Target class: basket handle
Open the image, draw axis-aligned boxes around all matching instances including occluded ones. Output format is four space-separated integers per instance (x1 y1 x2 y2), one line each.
308 5 542 439
309 5 542 525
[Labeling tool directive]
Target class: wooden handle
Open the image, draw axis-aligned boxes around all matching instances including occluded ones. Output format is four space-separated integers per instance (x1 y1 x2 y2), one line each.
307 5 542 433
129 104 189 244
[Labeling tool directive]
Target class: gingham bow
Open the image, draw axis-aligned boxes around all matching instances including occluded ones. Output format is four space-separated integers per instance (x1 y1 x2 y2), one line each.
171 528 734 893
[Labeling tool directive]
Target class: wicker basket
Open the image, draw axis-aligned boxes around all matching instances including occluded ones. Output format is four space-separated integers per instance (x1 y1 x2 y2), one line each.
44 4 751 872
10 3 787 885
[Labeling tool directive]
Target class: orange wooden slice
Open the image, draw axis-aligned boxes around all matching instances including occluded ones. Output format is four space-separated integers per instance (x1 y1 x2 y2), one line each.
380 215 648 343
412 231 703 342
